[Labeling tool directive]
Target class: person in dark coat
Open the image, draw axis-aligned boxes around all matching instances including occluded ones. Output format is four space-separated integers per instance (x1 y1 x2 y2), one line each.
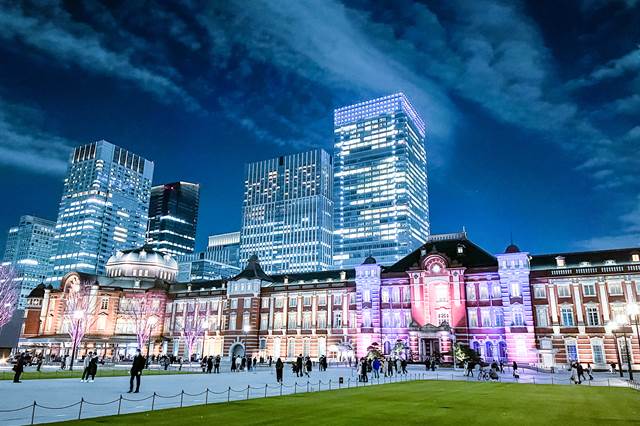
88 352 99 382
240 356 247 371
296 355 303 377
360 358 368 382
305 357 312 377
128 349 146 393
13 354 26 383
214 355 221 373
207 356 213 373
231 355 237 372
275 358 284 383
512 361 518 377
401 359 408 375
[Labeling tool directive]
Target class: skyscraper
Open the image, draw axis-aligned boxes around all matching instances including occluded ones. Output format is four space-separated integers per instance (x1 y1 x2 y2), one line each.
2 215 56 308
146 181 200 256
206 231 241 267
240 149 333 274
333 93 429 269
50 140 154 282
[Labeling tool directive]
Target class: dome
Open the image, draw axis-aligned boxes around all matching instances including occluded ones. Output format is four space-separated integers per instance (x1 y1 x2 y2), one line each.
362 255 377 265
105 246 178 282
505 244 521 253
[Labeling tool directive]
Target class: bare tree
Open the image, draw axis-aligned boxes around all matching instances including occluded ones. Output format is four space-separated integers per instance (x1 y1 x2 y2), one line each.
0 266 18 331
63 279 99 370
181 302 206 360
121 293 162 352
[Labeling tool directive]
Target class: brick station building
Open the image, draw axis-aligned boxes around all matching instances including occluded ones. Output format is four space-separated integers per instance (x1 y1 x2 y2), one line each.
18 233 640 370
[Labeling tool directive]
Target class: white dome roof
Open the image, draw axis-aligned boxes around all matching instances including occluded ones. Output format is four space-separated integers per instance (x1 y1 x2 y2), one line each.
106 247 178 282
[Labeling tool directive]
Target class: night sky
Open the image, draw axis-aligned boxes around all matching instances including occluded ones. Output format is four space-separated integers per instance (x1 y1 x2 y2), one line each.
0 0 638 256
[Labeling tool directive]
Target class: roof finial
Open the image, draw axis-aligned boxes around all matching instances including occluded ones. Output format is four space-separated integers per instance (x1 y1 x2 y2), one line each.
510 230 513 246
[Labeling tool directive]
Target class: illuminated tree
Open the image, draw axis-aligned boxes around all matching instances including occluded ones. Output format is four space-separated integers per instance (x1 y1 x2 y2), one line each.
0 266 18 331
62 278 99 370
181 302 207 360
121 293 162 351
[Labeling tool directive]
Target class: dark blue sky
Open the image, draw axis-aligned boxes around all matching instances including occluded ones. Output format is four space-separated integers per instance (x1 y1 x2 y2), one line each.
0 0 638 255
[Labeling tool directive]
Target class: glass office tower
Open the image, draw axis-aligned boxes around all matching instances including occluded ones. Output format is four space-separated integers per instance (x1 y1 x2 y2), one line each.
206 231 241 267
240 149 333 274
333 93 429 268
50 140 154 282
2 215 56 307
146 181 200 256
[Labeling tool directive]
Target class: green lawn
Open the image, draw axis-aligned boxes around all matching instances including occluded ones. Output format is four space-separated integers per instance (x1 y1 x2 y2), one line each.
0 368 197 381
59 381 640 425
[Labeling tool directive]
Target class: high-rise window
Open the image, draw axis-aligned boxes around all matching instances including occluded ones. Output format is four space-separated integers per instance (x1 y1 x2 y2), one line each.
333 93 429 268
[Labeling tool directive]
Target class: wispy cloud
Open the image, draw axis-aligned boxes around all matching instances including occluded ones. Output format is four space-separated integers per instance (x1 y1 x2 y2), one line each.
0 100 73 175
0 2 201 113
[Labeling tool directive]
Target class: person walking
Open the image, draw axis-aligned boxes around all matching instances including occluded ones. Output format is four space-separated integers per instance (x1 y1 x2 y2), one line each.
387 358 394 377
587 363 593 381
577 363 586 383
61 355 67 370
253 357 257 370
401 359 408 375
275 358 284 383
512 361 518 377
268 356 273 368
304 357 312 377
13 353 25 383
214 355 220 373
570 362 579 384
36 356 43 372
88 352 99 382
207 356 213 373
296 354 303 378
360 358 369 382
241 356 247 371
499 360 504 374
81 352 92 382
128 349 146 393
231 355 237 372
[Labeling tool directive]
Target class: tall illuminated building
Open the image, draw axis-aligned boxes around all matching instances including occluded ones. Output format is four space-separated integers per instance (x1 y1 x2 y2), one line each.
50 140 154 282
240 149 333 274
2 215 56 307
206 231 241 267
146 182 200 256
333 93 429 268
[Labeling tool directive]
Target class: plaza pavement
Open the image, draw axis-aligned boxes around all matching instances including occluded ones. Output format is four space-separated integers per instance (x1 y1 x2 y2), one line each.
0 363 632 425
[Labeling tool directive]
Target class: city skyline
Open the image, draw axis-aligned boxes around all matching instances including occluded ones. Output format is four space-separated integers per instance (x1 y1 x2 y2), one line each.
0 1 639 257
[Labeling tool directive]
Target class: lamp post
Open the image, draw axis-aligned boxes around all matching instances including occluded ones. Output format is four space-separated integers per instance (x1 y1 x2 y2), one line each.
243 324 250 371
201 321 209 360
627 303 640 361
607 319 633 380
69 309 84 371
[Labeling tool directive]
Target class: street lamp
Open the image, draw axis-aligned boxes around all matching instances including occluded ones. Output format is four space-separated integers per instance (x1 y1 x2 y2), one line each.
201 321 210 360
627 303 640 361
69 309 84 371
607 318 633 381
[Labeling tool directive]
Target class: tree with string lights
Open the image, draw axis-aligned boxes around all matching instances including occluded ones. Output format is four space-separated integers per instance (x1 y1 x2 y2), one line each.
180 302 207 361
0 266 19 331
121 293 162 356
62 277 99 370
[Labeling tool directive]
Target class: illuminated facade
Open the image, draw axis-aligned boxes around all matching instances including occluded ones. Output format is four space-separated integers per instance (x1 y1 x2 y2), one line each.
146 181 200 256
2 215 56 308
240 149 333 274
20 234 640 371
206 232 241 267
333 93 430 269
50 140 154 282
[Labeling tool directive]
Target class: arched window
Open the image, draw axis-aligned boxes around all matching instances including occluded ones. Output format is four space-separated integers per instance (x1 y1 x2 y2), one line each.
485 341 494 359
472 341 480 354
383 341 391 355
498 341 508 359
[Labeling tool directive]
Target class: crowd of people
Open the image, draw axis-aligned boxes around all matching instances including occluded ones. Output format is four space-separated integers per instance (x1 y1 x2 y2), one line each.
356 356 409 382
569 361 594 384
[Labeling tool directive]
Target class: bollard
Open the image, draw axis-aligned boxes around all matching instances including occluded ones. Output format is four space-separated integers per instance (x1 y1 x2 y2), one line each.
246 385 250 400
533 378 536 385
180 390 184 408
205 388 209 405
294 382 297 394
608 378 610 387
228 386 231 402
30 401 36 425
152 392 156 411
280 383 283 396
307 381 310 393
117 395 122 415
265 384 268 398
78 397 84 420
551 376 554 385
329 379 332 391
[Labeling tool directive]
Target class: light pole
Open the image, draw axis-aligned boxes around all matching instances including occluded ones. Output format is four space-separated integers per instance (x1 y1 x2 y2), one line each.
201 321 209 360
607 319 633 380
69 309 84 371
243 324 250 371
627 303 640 361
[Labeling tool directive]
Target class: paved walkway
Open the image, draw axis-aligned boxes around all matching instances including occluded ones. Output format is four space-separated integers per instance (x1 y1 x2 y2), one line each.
0 364 632 425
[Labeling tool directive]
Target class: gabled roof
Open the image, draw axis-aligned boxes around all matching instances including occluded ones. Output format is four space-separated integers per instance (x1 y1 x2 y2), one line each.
530 247 640 270
231 255 273 282
384 236 497 272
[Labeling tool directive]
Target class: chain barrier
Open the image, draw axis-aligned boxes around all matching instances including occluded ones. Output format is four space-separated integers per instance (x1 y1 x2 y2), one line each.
1 369 635 425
